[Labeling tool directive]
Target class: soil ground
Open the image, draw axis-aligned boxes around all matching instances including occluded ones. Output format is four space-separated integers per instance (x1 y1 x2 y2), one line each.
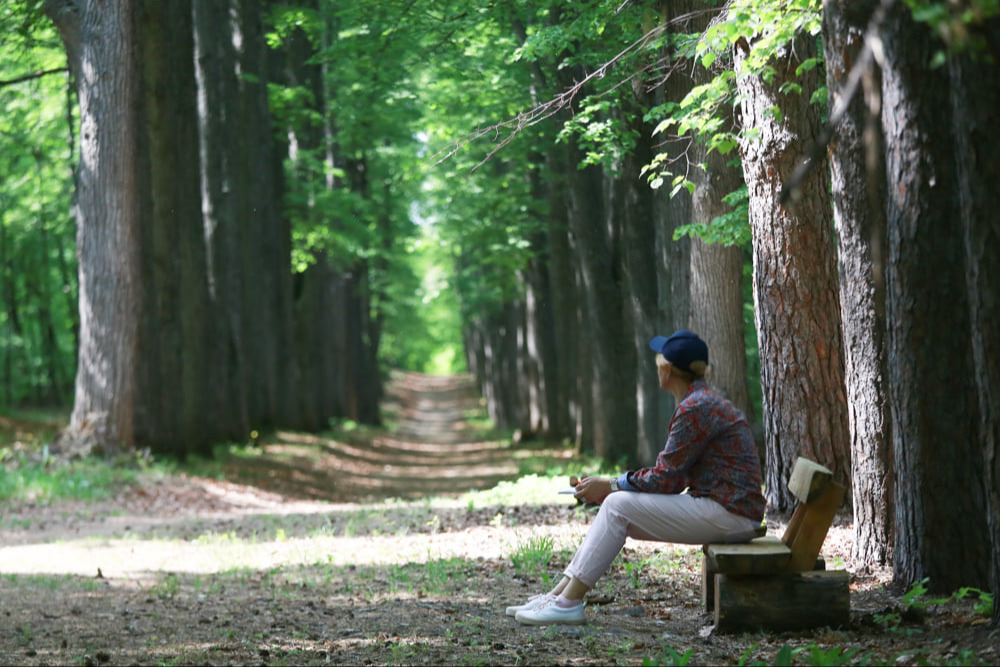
1 371 998 666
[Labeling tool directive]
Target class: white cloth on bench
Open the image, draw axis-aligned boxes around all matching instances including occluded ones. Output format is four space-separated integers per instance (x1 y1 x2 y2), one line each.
562 491 760 587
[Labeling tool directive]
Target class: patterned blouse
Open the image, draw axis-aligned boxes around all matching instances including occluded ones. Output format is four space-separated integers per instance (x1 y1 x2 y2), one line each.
619 380 765 522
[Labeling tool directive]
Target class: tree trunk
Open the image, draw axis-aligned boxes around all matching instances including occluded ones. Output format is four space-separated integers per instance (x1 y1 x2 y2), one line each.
561 142 635 460
881 3 990 591
233 0 297 428
46 0 142 452
133 0 215 456
651 0 696 448
621 109 664 468
951 43 1000 621
192 0 249 442
734 33 851 512
949 32 1000 621
545 168 579 443
688 103 752 421
823 0 894 569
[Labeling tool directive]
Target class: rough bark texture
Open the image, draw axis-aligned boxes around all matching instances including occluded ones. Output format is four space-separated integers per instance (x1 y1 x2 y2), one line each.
881 3 990 591
951 46 1000 629
948 21 1000 611
735 33 851 512
46 0 142 452
822 0 894 569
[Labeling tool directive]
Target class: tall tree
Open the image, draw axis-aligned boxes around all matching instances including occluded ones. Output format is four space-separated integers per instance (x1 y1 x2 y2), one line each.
684 33 753 421
734 22 851 511
133 0 214 454
45 0 142 451
948 10 1000 623
880 0 991 592
822 0 894 569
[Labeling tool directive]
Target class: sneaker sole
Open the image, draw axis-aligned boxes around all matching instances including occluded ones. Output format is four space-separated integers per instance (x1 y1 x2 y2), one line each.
515 614 586 626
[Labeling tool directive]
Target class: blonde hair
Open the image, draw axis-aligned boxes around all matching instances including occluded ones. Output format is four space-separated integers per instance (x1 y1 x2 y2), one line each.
656 354 708 381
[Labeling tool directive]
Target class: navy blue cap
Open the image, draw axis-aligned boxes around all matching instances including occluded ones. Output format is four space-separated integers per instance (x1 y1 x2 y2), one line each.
649 330 709 373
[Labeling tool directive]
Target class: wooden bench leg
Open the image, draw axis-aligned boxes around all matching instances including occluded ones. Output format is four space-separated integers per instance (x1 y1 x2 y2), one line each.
701 549 825 613
702 547 718 612
713 570 850 633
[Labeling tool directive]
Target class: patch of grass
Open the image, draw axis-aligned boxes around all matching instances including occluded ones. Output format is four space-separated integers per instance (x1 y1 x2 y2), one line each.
953 586 993 617
1 573 103 591
149 573 181 599
0 451 143 504
460 460 613 508
510 533 555 579
642 645 695 666
0 408 67 445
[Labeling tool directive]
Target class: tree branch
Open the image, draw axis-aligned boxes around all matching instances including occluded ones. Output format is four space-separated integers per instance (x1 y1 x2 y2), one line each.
779 0 895 204
430 22 668 171
0 67 69 89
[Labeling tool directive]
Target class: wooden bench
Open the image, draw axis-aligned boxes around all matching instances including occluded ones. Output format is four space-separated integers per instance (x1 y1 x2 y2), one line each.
701 457 850 633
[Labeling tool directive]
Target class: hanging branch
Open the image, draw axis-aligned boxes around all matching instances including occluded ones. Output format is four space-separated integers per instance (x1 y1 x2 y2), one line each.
429 24 665 170
779 0 895 204
0 67 68 89
431 5 755 172
430 7 723 171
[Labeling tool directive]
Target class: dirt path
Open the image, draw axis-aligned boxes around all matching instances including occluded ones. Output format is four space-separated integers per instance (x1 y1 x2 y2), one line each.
1 372 998 666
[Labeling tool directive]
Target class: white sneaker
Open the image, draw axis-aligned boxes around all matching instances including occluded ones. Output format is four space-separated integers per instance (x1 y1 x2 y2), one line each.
505 593 552 617
515 598 586 625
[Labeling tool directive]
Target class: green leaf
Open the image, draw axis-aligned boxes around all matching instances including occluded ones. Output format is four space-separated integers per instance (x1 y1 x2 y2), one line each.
795 57 819 76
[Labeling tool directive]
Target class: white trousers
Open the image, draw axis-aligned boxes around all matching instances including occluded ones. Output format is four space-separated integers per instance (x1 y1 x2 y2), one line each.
562 491 760 587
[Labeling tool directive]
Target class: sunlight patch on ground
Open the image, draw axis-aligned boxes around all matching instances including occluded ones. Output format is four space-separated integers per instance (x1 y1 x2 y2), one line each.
0 523 593 578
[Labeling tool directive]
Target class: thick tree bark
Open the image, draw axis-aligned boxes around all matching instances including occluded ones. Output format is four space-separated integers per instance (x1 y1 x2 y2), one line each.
133 0 216 456
735 33 851 512
951 44 1000 621
949 35 1000 621
46 0 142 452
881 3 990 591
823 0 894 569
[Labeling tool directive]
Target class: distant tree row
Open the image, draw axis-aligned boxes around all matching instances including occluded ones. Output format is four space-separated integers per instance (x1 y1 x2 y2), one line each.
26 0 447 455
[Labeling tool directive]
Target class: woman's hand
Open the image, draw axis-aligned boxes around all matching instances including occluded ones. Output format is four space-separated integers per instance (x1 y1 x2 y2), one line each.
573 475 613 504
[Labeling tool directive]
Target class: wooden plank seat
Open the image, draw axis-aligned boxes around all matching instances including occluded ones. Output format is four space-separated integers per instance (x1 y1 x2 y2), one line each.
701 457 850 633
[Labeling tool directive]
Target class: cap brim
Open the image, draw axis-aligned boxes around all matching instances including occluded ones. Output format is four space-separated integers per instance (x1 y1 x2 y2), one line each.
649 336 668 354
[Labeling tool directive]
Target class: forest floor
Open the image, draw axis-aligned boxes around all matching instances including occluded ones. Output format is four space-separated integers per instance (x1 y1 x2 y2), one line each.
1 371 998 666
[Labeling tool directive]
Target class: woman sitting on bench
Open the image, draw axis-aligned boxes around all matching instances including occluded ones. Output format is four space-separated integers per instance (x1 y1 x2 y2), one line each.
508 330 766 626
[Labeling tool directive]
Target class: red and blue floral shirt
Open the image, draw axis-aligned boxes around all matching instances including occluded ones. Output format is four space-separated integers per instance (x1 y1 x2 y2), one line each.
617 380 765 522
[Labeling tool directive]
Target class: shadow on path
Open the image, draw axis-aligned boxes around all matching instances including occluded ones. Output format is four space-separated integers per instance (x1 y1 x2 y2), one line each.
220 371 519 502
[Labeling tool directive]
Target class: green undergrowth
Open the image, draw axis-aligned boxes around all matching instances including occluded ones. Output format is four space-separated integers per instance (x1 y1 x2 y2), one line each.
0 446 147 505
0 402 616 511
